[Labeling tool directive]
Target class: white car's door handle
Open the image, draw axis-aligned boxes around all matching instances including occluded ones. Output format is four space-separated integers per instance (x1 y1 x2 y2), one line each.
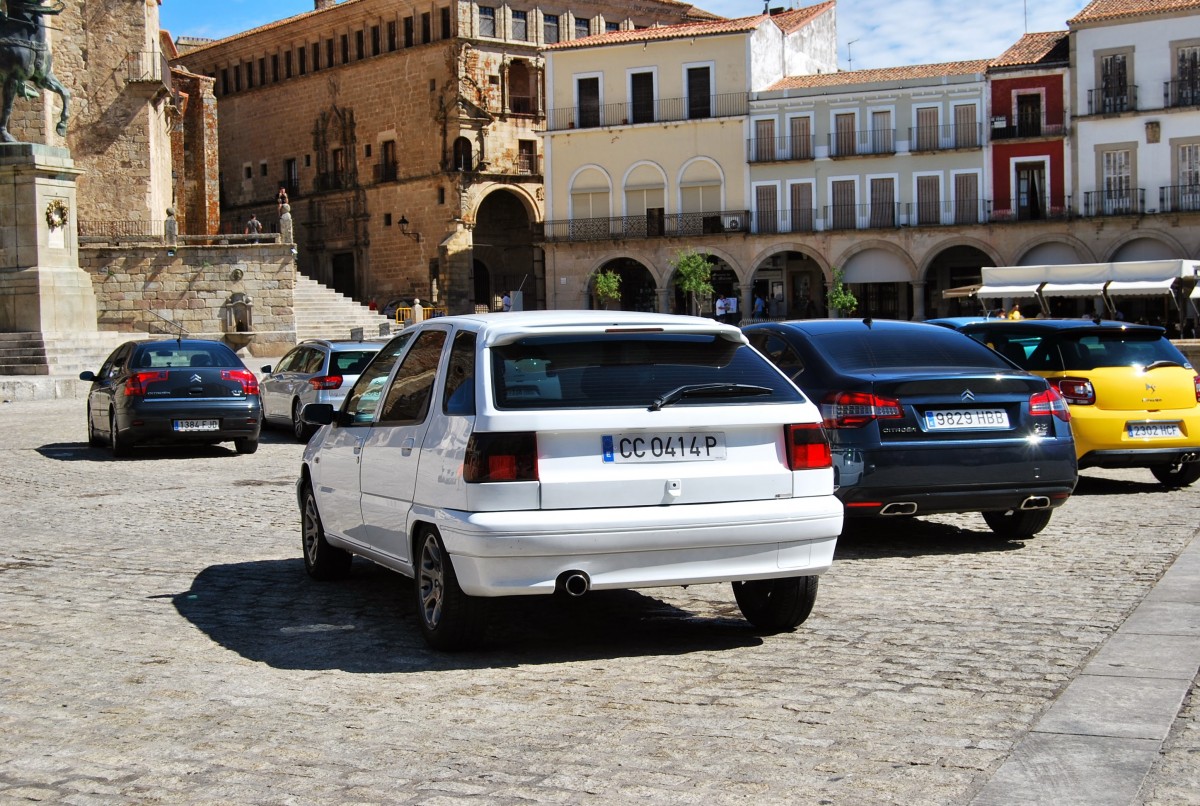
401 437 416 456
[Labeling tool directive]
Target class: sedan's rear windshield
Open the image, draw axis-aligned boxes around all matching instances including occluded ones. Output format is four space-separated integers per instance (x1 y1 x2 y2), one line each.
491 334 804 409
132 344 240 369
812 328 1009 372
973 330 1187 372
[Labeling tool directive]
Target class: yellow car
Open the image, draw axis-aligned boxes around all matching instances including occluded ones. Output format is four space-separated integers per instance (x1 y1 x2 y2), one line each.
959 319 1200 488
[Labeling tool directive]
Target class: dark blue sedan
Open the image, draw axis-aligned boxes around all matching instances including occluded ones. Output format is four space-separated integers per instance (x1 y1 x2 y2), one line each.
744 319 1078 538
80 339 262 458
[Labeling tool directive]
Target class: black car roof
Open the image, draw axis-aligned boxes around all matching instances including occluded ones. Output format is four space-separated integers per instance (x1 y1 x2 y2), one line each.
956 319 1165 335
747 318 960 335
132 338 236 351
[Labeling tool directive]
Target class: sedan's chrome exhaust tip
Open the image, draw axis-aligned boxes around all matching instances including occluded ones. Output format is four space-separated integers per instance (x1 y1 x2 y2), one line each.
557 570 591 597
880 502 918 516
1021 496 1051 510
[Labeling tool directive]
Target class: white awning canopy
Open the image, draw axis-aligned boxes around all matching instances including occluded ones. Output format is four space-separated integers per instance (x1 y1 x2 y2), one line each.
1106 278 1179 296
1041 282 1106 297
976 284 1041 300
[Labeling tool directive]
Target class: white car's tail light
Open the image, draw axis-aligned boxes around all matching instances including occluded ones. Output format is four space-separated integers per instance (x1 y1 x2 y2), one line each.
308 375 344 391
464 432 538 482
786 423 832 470
1053 377 1095 406
1029 386 1071 422
821 391 903 428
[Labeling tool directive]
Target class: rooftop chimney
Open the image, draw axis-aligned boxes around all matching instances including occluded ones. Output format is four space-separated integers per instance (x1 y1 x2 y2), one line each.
315 0 336 10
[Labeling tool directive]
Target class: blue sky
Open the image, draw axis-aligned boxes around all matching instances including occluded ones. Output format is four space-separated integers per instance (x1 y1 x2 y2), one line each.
161 0 1092 70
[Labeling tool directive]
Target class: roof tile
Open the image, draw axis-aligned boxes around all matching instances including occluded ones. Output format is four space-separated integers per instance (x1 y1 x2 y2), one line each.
769 59 992 91
1069 0 1200 25
990 31 1069 67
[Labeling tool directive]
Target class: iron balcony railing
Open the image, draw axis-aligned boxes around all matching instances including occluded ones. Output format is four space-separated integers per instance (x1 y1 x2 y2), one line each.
1087 85 1137 115
751 208 817 234
989 121 1066 140
1164 78 1200 108
989 196 1072 223
545 92 748 131
1160 184 1200 213
746 135 816 163
828 129 896 158
1083 188 1145 216
314 171 352 192
907 123 983 151
539 210 749 242
126 51 171 89
904 199 993 226
823 202 903 231
373 162 399 183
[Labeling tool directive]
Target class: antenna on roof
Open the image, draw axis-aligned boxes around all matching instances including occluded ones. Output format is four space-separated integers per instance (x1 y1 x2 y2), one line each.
1024 0 1029 33
847 38 860 71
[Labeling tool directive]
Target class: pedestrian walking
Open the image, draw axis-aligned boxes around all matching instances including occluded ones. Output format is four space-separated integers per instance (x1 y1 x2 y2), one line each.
245 213 263 242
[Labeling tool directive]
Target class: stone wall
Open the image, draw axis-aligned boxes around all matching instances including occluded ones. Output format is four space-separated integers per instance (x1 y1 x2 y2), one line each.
79 244 296 356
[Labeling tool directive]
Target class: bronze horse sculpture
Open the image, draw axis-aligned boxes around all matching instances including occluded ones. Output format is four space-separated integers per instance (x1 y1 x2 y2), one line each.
0 0 70 143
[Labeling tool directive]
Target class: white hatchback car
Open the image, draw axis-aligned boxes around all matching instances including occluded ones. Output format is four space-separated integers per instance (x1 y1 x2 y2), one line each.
297 311 843 649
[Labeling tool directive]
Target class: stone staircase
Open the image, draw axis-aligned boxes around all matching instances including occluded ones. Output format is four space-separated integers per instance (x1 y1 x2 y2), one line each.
293 274 394 342
0 331 129 401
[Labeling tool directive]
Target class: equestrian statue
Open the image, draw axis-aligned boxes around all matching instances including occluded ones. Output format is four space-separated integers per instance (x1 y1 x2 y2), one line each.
0 0 70 143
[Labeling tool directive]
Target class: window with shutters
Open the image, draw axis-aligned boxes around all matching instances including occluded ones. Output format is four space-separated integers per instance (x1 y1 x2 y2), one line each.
544 14 560 44
790 183 814 232
575 17 590 39
915 107 939 151
869 178 895 228
1016 94 1042 137
916 175 941 226
789 116 813 160
1177 142 1200 211
1099 52 1131 113
831 180 856 229
512 10 528 41
755 185 779 234
686 66 712 119
953 173 979 224
870 111 893 154
754 119 775 162
1175 44 1200 106
1102 149 1132 213
834 113 856 157
577 76 600 127
953 104 978 148
630 72 655 124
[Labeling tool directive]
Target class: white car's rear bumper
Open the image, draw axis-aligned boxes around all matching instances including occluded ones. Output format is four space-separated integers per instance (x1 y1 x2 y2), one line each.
429 497 843 596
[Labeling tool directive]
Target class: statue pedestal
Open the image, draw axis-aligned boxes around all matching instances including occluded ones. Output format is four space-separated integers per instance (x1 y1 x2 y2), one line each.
0 143 97 333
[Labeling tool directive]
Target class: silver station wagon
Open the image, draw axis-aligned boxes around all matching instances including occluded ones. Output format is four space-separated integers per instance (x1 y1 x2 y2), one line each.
297 311 844 650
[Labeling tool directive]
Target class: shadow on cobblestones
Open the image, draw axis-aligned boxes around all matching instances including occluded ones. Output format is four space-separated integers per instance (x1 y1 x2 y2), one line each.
1073 471 1168 496
835 518 1027 559
34 429 298 461
173 559 762 670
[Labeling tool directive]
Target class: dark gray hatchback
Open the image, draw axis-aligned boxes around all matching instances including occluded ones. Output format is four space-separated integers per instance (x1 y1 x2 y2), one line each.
80 339 262 457
745 319 1078 538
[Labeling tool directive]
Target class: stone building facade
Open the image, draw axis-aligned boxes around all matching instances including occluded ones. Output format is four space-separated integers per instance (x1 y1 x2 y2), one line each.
7 1 218 238
168 0 718 314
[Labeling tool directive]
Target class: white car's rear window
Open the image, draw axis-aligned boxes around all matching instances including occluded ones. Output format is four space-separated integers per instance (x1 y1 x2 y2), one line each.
491 334 804 409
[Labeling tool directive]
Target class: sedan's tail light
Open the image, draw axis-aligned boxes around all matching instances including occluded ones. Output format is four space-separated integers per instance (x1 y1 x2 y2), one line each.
785 423 832 470
308 375 343 391
221 368 260 395
464 432 538 482
124 370 168 397
1053 377 1095 406
821 391 903 428
1030 386 1071 422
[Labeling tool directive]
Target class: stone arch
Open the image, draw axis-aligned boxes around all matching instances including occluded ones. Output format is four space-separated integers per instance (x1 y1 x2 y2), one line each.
452 137 473 172
914 236 1004 283
922 244 1002 320
1105 231 1187 262
749 245 830 319
471 187 540 310
834 240 919 283
587 256 658 312
622 161 668 227
831 240 919 320
1012 234 1097 266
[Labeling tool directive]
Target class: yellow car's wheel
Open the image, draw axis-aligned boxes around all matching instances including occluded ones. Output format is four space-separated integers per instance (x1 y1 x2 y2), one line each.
1150 461 1200 489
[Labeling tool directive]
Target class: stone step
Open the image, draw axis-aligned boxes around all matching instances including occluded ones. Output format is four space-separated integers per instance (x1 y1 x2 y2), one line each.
293 274 393 342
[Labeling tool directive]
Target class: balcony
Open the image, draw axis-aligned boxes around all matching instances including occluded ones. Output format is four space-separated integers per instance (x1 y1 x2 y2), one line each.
989 121 1066 140
828 129 896 158
539 210 749 242
314 172 352 192
908 123 983 151
746 135 816 163
545 92 748 132
373 162 399 183
823 202 902 230
1087 85 1137 115
1160 184 1200 213
989 196 1072 223
509 95 539 115
278 177 301 199
1082 188 1145 216
1164 78 1200 108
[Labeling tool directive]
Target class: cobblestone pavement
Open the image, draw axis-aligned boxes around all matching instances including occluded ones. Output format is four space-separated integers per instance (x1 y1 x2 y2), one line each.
0 398 1196 805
